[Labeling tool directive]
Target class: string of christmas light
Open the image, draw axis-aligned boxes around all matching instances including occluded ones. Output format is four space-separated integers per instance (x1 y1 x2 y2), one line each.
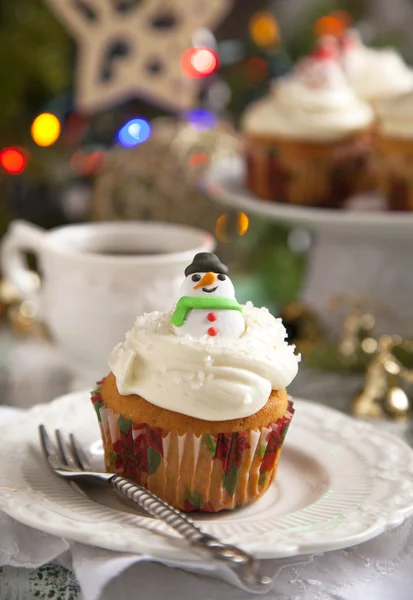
31 113 61 147
0 148 27 175
249 11 280 47
0 9 289 175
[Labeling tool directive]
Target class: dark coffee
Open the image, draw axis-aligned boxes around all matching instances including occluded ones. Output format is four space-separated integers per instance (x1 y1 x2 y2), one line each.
90 249 165 256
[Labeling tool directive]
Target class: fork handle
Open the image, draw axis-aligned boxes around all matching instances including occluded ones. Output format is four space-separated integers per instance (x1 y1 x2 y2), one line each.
110 474 271 591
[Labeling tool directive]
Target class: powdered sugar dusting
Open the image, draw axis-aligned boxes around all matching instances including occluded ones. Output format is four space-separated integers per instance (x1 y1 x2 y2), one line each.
109 304 300 421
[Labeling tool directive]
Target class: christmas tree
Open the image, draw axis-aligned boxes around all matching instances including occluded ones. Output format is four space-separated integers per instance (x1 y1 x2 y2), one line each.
0 0 410 310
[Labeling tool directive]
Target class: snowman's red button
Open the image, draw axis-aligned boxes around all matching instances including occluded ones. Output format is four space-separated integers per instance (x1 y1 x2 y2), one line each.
207 312 217 322
208 327 218 336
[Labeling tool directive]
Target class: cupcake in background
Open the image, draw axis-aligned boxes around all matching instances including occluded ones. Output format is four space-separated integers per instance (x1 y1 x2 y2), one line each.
375 92 413 210
92 253 299 512
341 29 413 108
242 38 374 207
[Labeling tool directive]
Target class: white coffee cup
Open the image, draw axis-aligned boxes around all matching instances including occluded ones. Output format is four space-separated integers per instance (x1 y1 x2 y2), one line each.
1 220 215 381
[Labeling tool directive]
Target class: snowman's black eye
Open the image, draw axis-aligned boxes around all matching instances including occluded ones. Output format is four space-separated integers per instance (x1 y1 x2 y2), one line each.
191 274 201 282
218 274 226 281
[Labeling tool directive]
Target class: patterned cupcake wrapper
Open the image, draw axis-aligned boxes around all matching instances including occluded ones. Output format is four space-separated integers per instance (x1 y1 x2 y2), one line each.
91 383 294 512
374 144 413 211
245 135 371 207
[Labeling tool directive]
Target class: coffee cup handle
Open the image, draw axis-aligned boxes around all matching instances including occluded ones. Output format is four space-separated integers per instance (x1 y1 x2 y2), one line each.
1 220 45 302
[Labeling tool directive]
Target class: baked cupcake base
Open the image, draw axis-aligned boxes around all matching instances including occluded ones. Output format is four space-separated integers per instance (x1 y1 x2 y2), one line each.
92 373 294 512
376 136 413 210
245 132 372 207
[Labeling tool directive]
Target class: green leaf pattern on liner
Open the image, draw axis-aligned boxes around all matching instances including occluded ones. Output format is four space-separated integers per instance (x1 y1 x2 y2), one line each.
258 471 267 487
203 433 217 456
282 423 290 440
185 489 204 509
258 471 269 487
147 446 161 475
108 451 117 467
94 402 104 421
118 415 133 434
257 444 267 458
222 462 239 497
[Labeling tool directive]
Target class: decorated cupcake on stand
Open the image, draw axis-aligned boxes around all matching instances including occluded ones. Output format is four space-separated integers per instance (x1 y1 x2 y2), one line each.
241 38 374 207
91 253 299 512
340 29 413 109
375 91 413 210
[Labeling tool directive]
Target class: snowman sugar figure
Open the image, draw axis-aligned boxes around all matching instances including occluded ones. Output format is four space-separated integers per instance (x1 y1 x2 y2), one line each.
171 253 245 339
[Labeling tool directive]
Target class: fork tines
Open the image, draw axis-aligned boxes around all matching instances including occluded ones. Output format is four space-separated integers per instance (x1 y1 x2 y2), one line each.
39 425 90 471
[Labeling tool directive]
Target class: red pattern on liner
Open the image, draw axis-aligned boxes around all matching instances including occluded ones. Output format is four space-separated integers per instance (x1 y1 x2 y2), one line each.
92 378 295 513
113 430 140 479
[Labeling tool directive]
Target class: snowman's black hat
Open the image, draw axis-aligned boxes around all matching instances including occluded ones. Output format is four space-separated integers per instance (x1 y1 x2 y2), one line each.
185 253 229 277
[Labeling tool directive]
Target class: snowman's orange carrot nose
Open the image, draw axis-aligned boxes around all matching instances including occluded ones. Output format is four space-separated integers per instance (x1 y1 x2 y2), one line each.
193 271 216 289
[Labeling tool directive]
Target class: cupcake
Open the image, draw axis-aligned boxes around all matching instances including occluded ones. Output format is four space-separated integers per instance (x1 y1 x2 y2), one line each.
375 92 413 210
242 39 374 207
341 29 413 108
91 252 299 512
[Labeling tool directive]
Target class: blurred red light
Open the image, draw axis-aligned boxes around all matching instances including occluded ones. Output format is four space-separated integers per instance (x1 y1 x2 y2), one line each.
70 151 84 171
331 10 353 28
81 151 105 176
181 47 218 78
244 57 269 83
0 148 26 174
189 152 208 166
314 16 345 38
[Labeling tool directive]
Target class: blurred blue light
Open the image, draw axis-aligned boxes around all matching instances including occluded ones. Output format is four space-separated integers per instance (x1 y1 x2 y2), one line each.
184 109 218 132
117 118 151 147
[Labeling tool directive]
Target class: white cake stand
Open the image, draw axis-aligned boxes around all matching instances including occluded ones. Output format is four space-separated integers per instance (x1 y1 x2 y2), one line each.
203 157 413 334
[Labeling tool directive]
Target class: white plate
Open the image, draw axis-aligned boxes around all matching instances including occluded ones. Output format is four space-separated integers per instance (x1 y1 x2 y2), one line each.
1 392 413 560
203 157 413 240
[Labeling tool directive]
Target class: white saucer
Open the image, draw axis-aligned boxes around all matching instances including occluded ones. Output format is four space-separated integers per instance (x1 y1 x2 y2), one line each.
1 392 413 561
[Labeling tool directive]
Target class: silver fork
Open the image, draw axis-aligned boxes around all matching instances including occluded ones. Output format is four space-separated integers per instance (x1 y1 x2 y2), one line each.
39 425 273 593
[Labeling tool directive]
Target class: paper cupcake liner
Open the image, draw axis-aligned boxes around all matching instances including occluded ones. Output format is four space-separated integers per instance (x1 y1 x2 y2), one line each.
375 137 413 211
245 133 372 207
91 382 294 512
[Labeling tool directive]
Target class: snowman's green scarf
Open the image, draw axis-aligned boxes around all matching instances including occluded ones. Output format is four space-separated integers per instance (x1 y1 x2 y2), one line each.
171 296 242 327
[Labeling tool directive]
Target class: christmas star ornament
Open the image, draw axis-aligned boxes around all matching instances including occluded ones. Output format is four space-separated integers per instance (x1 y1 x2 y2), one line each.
44 0 233 114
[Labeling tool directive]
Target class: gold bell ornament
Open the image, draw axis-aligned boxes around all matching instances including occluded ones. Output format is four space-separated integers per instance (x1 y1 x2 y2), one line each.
279 301 324 354
329 294 377 366
352 335 412 420
0 273 47 337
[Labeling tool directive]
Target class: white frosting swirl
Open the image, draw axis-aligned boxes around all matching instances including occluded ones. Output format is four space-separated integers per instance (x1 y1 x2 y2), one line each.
343 42 413 103
377 92 413 138
109 302 300 421
242 56 373 141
